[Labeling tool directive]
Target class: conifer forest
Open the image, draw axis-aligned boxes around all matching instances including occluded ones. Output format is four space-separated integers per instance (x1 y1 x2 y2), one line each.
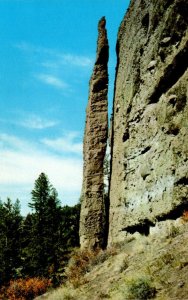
0 173 80 299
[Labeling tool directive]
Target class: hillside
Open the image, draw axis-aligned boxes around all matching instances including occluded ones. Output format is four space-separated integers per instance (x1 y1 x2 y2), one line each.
36 218 188 299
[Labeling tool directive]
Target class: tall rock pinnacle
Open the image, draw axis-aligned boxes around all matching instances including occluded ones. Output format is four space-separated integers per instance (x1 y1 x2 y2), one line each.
79 17 109 249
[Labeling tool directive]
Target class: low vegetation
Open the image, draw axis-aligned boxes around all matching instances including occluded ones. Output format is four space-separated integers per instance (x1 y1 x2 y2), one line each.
3 278 51 300
124 277 156 299
65 248 117 288
181 210 188 222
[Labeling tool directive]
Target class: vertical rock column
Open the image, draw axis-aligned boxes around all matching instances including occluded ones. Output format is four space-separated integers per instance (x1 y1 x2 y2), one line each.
79 17 109 249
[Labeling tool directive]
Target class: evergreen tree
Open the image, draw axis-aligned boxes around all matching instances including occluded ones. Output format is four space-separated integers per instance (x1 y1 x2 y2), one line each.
27 173 62 277
0 198 23 286
60 204 80 249
0 175 81 287
21 213 36 276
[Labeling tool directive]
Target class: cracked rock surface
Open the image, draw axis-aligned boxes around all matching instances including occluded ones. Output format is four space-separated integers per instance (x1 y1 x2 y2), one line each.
109 0 188 245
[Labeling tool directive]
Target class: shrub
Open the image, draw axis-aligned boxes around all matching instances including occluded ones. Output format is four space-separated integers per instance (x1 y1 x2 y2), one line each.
6 277 51 300
181 210 188 222
63 292 75 300
125 277 156 300
65 249 95 287
168 224 180 238
119 259 129 273
66 248 117 288
90 248 117 267
0 285 7 299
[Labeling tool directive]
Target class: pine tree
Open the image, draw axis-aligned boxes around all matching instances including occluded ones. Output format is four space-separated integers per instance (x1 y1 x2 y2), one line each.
0 198 23 286
27 173 62 277
60 204 80 248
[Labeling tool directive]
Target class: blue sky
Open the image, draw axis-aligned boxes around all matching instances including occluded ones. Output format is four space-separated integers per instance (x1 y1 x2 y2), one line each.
0 0 130 215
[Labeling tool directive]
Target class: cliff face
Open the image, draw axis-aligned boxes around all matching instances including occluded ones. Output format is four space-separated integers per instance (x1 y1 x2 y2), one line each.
109 0 188 244
79 17 109 249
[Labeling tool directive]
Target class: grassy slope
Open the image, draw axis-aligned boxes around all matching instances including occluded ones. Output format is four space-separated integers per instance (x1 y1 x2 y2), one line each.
36 220 188 300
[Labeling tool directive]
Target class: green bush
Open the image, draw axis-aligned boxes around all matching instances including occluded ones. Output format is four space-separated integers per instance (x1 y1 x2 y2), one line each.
126 277 156 299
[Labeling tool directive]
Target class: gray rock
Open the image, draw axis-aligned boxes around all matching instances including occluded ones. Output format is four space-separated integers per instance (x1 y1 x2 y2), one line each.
147 60 157 70
79 0 188 249
108 0 188 245
79 17 109 249
160 37 171 46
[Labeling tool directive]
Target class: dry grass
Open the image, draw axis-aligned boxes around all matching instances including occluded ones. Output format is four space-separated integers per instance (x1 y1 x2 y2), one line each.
36 222 188 300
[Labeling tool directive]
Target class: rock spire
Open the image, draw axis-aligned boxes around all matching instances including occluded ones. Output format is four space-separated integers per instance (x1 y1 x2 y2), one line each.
79 17 109 249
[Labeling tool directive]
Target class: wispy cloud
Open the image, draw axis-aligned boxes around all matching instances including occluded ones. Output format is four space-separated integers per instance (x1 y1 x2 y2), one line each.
0 133 83 214
19 114 59 129
15 42 93 68
42 132 82 155
15 42 53 56
0 114 59 130
36 73 69 90
14 42 93 92
41 54 93 69
0 133 30 151
59 54 93 68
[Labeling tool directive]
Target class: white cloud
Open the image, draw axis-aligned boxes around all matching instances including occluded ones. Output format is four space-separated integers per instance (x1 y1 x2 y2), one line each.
59 54 93 68
36 73 68 89
15 42 53 55
0 133 31 151
0 133 83 214
42 132 82 155
0 114 58 130
14 42 92 92
0 148 82 188
15 42 93 69
19 114 58 129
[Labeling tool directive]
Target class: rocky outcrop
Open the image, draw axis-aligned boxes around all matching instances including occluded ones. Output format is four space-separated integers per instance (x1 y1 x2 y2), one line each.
108 0 188 245
79 17 109 249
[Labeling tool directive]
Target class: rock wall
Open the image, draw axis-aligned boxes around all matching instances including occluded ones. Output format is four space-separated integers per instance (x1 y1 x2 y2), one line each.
108 0 188 245
79 17 109 249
